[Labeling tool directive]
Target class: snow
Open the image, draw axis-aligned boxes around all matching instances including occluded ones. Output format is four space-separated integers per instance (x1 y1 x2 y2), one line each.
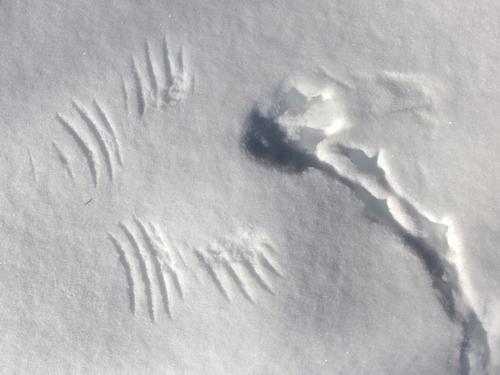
1 1 499 374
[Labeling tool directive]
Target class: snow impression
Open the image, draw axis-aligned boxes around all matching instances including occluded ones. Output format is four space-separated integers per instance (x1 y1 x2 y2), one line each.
50 36 284 323
243 71 490 375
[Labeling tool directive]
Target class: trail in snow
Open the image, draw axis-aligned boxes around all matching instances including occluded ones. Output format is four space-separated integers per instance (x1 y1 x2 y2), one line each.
242 73 490 374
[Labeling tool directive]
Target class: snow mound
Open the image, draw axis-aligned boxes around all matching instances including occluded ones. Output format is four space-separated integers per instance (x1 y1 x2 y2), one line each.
269 75 350 153
243 72 491 374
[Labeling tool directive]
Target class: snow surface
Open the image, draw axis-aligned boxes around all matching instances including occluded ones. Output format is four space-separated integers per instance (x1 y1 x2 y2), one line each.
1 1 500 374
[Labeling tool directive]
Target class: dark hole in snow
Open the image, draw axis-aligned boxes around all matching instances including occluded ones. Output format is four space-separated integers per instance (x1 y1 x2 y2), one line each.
242 108 316 173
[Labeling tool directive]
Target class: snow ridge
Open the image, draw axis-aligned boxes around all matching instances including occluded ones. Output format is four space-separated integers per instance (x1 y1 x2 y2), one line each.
243 74 490 374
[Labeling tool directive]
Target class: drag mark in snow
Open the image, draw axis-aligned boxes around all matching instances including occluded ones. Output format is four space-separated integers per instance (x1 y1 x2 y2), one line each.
109 218 185 321
194 250 231 301
195 229 282 303
375 71 438 122
56 114 98 186
72 100 115 180
27 149 37 182
93 99 123 166
119 222 157 321
53 35 191 187
124 36 191 118
121 77 129 115
316 145 490 375
144 40 158 103
108 233 137 314
242 72 490 375
131 57 146 118
52 142 74 181
55 98 123 187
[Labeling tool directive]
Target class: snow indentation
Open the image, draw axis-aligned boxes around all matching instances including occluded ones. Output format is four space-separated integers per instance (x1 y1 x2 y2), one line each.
195 228 282 304
243 72 490 375
126 36 191 116
55 99 123 187
108 217 186 322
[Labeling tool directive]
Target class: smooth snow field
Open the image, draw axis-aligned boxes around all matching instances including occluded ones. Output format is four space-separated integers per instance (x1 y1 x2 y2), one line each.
1 1 500 374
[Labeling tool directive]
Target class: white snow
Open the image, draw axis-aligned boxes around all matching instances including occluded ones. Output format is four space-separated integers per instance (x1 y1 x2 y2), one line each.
1 1 499 374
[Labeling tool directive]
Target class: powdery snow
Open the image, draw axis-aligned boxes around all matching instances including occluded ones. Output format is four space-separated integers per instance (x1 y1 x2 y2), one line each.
1 1 499 374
